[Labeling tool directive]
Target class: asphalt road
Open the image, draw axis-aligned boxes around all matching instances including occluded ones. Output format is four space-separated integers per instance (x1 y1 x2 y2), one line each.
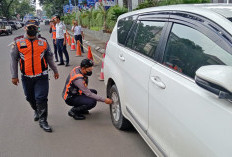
0 23 155 157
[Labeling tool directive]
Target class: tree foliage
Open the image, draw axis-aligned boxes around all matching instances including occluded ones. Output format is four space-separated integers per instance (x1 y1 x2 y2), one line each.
40 0 69 17
0 0 35 20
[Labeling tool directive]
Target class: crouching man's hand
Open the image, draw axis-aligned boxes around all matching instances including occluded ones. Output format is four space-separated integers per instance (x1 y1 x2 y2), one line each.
105 98 113 104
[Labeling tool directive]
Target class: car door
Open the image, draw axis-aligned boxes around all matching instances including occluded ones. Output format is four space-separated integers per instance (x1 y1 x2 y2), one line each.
121 15 169 133
148 14 232 157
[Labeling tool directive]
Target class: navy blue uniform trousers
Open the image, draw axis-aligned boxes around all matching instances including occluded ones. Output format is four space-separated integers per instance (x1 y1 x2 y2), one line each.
65 89 97 111
21 75 49 105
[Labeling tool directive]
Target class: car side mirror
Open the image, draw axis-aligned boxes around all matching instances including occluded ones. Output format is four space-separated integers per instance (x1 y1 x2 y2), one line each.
195 65 232 100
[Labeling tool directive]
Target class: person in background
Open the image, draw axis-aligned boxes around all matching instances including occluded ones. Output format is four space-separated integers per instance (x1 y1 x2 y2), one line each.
55 15 69 67
49 17 59 62
72 20 84 53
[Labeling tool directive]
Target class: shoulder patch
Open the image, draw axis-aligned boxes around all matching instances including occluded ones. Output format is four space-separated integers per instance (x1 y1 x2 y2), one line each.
19 40 27 48
14 35 24 41
38 40 44 46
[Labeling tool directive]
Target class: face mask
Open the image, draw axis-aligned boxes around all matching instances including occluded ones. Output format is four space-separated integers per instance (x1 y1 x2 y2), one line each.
27 29 37 36
86 71 92 76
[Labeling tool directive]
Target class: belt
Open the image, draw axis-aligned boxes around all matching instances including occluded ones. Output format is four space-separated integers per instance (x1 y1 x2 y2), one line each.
23 70 48 78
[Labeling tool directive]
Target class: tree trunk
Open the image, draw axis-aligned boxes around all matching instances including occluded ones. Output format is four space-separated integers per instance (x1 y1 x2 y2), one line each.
103 14 106 32
123 0 128 8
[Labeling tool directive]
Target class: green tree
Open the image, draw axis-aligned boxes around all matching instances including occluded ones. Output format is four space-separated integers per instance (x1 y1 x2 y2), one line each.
14 0 35 20
0 0 16 19
98 3 108 31
40 0 69 17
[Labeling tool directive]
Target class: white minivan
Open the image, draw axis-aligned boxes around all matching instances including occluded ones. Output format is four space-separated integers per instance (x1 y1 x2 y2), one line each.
104 4 232 157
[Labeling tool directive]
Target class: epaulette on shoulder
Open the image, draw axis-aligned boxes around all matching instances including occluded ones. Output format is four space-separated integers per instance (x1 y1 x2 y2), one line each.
14 35 24 41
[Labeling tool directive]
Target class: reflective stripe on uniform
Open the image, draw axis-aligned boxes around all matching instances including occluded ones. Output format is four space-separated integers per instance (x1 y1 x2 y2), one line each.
52 25 56 39
16 37 48 76
63 67 87 100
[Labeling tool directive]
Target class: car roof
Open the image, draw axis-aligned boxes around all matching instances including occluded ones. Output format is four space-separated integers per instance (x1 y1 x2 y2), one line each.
119 4 232 35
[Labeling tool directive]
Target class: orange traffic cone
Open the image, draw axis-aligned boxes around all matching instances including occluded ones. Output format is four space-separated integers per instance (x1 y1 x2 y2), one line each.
68 34 71 46
75 41 82 57
87 46 93 61
70 37 76 51
98 53 105 81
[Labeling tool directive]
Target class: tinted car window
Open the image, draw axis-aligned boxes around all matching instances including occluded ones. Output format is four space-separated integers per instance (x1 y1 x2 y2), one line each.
117 16 135 45
125 22 138 49
163 23 232 78
132 21 165 58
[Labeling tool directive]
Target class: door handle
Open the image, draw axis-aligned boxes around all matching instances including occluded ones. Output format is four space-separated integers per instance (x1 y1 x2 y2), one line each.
119 54 125 61
150 76 166 89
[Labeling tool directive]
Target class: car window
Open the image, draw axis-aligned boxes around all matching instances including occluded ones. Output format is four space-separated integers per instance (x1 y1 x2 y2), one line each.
0 22 5 29
132 21 165 58
125 22 138 49
117 16 135 45
163 23 232 79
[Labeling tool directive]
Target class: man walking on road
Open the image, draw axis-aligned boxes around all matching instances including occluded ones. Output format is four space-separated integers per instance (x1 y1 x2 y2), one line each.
55 15 69 67
62 59 113 120
10 20 59 132
49 17 59 62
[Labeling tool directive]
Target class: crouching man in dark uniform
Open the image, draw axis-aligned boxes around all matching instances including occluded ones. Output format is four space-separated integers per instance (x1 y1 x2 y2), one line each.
62 59 113 120
10 20 59 132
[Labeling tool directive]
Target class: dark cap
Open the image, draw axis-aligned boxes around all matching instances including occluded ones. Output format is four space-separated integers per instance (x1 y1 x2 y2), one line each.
25 20 39 27
81 59 94 68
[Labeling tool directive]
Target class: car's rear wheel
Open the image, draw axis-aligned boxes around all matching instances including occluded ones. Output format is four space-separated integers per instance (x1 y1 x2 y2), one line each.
109 85 132 130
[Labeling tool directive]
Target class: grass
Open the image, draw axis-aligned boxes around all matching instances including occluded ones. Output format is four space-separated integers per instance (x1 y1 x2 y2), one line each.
90 27 103 31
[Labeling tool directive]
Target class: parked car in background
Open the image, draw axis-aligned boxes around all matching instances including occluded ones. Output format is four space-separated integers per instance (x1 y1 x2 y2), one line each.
104 4 232 157
8 21 17 30
15 21 22 29
0 21 12 35
20 21 25 27
44 19 50 25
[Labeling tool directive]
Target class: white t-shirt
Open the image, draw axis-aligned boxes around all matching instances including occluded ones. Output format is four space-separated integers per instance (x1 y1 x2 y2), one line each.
56 22 66 39
72 25 82 36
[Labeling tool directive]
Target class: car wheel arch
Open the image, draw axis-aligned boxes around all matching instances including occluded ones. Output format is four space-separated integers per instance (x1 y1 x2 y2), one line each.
106 78 115 97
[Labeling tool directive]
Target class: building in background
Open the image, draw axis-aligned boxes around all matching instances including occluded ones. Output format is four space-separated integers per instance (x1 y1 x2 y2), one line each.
117 0 232 11
212 0 232 2
36 9 43 19
117 0 144 11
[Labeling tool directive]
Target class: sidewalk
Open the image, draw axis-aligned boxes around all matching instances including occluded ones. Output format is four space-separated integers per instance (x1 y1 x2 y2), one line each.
66 28 109 61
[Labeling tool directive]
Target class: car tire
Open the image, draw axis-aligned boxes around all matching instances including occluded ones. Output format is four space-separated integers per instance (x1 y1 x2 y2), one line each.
5 31 9 35
109 85 132 130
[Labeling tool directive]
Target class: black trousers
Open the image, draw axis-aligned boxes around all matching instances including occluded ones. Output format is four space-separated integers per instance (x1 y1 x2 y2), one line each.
22 75 49 122
57 39 69 64
74 35 84 53
21 75 49 105
53 39 58 61
66 89 97 111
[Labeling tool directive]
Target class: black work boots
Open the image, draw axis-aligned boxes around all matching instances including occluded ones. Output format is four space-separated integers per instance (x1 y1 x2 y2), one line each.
29 102 39 121
34 111 39 121
68 107 86 120
36 102 52 132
